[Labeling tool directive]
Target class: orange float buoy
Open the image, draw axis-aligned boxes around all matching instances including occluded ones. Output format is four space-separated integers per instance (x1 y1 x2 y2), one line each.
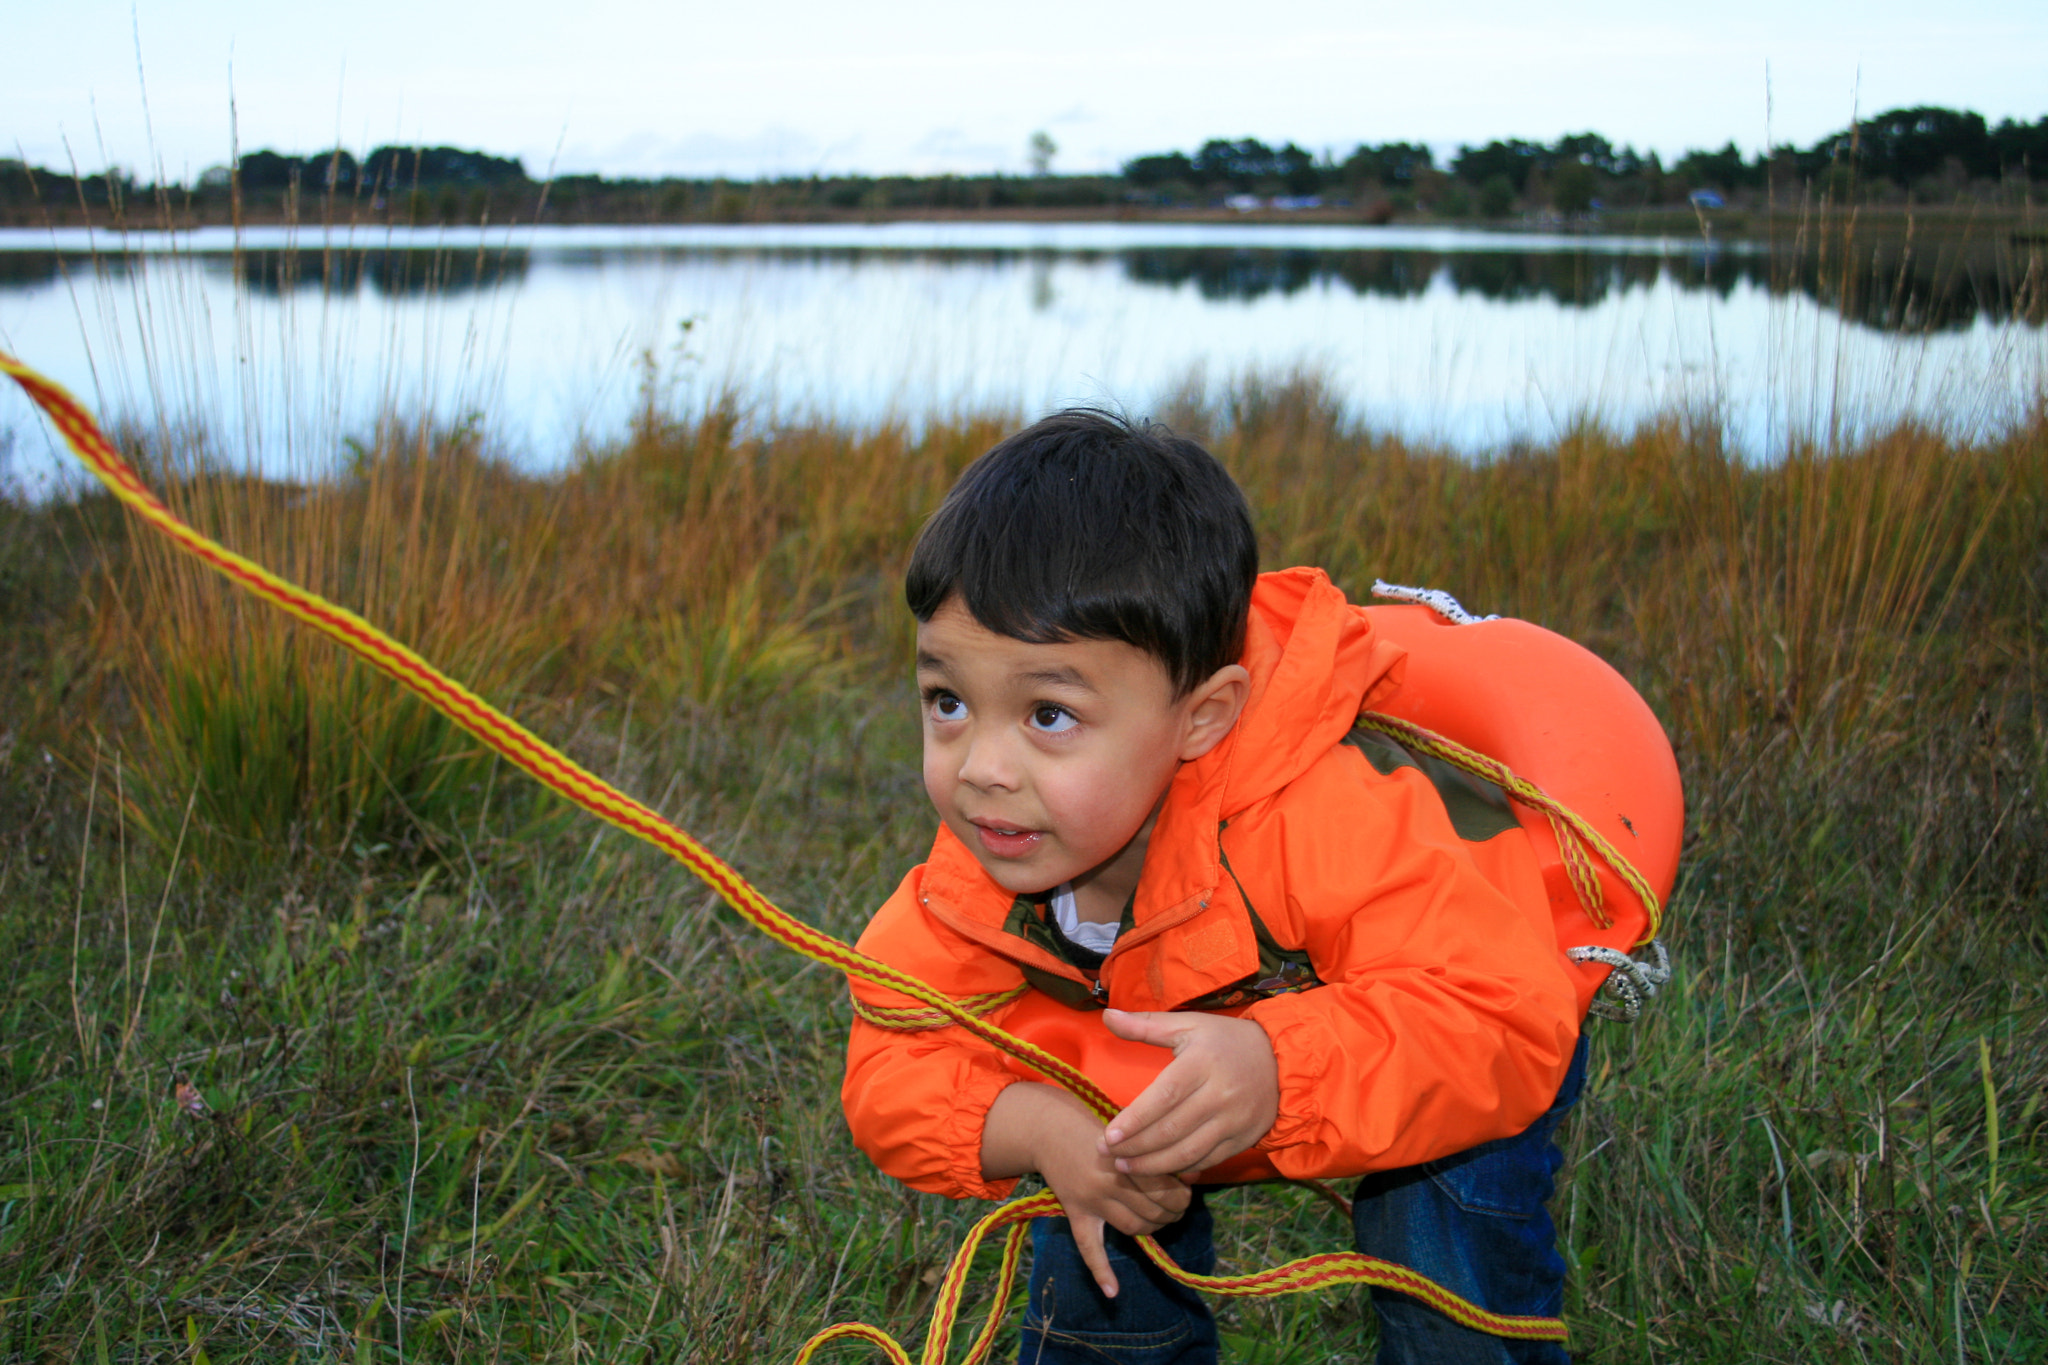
995 592 1682 1184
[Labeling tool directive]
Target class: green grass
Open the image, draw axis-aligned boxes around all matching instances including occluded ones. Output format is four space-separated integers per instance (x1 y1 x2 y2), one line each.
2 383 2044 1361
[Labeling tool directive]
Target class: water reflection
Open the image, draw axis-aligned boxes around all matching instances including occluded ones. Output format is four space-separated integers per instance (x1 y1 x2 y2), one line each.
218 248 532 297
0 253 63 287
0 245 532 296
1118 243 2038 331
3 230 2034 331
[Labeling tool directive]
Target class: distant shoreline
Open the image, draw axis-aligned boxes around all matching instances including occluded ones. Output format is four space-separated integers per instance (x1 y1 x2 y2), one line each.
2 202 2036 244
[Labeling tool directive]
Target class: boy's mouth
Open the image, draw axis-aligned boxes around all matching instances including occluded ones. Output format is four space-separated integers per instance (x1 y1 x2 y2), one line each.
970 819 1043 859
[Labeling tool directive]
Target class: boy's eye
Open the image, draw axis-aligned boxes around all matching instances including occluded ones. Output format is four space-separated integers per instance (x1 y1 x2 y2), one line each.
928 692 966 722
1029 704 1077 734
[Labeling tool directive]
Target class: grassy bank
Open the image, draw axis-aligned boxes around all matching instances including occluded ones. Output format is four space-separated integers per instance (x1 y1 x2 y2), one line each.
2 383 2045 1361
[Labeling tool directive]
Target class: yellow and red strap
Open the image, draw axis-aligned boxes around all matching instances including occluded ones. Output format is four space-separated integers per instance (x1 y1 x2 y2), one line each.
2 351 1568 1357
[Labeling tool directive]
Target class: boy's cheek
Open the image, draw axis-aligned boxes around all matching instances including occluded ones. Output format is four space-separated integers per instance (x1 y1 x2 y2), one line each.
920 752 954 812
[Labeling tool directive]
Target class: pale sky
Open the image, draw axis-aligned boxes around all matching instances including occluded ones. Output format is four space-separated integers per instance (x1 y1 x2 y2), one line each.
8 1 2045 183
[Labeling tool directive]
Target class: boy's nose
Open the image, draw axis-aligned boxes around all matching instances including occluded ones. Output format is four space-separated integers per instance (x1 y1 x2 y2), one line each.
957 728 1020 792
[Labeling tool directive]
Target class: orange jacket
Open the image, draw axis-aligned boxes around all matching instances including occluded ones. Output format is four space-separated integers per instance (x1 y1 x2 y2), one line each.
842 568 1581 1200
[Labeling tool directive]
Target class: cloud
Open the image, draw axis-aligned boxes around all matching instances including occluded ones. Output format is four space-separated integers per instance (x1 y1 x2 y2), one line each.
557 126 845 179
907 126 1015 170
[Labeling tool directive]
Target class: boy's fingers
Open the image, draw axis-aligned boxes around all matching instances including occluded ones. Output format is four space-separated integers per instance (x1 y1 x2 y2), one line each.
1102 1067 1198 1149
1145 1177 1194 1217
1101 1008 1192 1050
1128 1184 1188 1227
1071 1215 1120 1299
1117 1107 1260 1177
1115 1124 1227 1178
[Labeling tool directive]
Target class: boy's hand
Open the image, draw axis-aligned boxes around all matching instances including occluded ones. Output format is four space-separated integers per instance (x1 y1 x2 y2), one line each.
982 1082 1191 1298
1098 1009 1280 1178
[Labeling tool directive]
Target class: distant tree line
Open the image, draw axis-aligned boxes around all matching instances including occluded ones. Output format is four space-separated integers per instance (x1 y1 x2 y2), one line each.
0 150 1133 226
225 145 530 194
1126 138 1431 197
2 105 2042 228
1123 107 2048 215
0 145 539 227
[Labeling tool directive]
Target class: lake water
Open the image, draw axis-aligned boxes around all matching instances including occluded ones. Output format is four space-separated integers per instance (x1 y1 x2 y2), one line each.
1 221 2041 495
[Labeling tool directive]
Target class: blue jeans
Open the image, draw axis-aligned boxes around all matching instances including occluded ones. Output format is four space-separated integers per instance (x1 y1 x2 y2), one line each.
1020 1036 1590 1365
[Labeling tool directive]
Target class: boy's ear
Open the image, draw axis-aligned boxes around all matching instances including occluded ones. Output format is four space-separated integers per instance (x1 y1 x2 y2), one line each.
1177 664 1251 761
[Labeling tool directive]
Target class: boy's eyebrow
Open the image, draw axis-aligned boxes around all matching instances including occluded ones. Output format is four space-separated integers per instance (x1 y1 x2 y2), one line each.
1016 665 1097 693
912 655 1097 694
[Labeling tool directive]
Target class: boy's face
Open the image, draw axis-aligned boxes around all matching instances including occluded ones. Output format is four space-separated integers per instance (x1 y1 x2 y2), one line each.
915 597 1243 905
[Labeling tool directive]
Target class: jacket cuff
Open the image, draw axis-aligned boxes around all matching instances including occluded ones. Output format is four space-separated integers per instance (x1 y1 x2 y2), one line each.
1246 1003 1330 1154
942 1070 1022 1201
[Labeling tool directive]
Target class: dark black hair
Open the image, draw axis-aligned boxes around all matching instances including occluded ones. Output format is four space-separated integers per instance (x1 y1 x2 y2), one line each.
905 408 1258 696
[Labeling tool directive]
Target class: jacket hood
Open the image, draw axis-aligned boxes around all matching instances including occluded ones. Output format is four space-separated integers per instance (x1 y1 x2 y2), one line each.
1203 567 1407 821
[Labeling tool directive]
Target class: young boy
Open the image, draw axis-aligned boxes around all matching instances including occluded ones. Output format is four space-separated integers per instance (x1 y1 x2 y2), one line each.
842 410 1587 1365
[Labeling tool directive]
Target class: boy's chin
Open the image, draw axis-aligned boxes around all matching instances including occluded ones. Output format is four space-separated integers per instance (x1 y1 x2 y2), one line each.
954 840 1072 897
969 856 1067 898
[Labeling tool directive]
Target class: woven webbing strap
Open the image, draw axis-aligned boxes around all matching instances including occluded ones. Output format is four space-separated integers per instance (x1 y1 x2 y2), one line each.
848 984 1029 1030
1352 710 1664 943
